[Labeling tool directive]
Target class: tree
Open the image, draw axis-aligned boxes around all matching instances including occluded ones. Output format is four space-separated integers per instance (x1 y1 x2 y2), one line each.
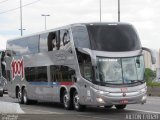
144 68 156 82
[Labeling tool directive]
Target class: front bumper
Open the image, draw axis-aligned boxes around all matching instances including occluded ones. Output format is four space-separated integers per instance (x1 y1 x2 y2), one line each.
88 87 147 106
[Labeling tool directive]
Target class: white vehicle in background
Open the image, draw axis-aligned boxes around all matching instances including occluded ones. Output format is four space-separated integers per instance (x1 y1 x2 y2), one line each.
5 23 155 111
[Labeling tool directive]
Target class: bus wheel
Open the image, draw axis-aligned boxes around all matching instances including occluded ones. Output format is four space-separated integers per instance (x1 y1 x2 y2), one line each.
22 88 31 105
73 91 85 111
104 105 113 109
115 104 126 110
0 89 3 97
63 91 73 110
18 89 23 104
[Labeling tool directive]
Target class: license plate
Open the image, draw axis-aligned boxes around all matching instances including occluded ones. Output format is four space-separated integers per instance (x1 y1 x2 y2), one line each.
120 99 128 104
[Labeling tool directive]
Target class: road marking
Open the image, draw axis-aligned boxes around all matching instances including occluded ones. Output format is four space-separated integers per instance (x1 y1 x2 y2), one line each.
126 108 160 114
22 108 64 114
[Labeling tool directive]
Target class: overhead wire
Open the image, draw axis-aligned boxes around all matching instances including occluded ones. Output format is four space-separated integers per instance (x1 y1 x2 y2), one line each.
0 0 41 15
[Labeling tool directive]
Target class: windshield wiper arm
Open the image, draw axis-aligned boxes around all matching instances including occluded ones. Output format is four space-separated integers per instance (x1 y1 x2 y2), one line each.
131 80 144 83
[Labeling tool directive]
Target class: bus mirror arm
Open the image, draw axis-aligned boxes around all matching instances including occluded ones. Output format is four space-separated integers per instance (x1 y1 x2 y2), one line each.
142 47 156 64
72 75 77 82
77 47 97 66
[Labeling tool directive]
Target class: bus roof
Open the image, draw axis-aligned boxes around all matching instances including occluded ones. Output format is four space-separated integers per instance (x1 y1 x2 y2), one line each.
7 22 132 42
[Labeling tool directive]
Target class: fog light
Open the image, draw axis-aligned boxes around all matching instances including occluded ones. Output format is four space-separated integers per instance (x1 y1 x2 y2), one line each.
96 97 105 103
141 95 147 104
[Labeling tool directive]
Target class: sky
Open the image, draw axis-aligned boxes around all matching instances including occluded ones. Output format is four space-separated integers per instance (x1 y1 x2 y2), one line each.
0 0 160 50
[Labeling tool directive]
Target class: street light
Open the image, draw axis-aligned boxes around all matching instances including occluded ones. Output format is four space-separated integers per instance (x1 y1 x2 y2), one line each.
19 29 26 35
20 0 23 36
100 0 101 22
41 14 50 30
118 0 120 22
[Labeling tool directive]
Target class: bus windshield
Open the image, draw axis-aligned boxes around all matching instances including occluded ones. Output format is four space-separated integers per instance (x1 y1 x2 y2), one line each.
87 24 141 52
96 55 145 84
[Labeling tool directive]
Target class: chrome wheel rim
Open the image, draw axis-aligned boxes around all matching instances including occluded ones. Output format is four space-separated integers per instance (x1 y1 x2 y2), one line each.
23 92 27 104
74 94 79 109
63 94 68 108
18 91 21 102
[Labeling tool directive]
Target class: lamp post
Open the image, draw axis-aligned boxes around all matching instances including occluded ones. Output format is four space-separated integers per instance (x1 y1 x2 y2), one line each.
19 29 26 35
20 0 23 36
100 0 101 22
118 0 120 22
41 14 50 30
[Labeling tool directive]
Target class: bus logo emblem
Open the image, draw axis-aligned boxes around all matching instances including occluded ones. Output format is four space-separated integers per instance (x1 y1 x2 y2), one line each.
122 93 126 97
11 58 24 80
121 88 128 92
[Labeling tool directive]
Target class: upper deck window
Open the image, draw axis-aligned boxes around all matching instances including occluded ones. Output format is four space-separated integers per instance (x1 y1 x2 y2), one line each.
7 35 39 56
86 24 141 52
72 26 91 49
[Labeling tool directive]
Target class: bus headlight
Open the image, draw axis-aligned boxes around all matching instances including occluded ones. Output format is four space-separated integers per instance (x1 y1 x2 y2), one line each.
141 94 147 104
96 97 105 103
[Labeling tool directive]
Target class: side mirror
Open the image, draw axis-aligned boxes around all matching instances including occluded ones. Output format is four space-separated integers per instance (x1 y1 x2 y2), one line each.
142 47 156 64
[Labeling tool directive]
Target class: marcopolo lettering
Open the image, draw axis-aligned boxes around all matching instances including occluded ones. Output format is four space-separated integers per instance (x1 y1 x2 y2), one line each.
11 58 24 80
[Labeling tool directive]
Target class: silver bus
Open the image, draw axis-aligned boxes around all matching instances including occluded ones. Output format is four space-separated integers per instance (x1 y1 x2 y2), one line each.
5 23 155 111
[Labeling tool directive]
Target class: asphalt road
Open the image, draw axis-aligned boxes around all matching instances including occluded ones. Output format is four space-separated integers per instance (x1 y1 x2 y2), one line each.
0 94 160 120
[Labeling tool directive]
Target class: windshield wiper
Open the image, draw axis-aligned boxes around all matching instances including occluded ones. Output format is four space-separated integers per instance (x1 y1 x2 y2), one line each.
130 80 144 84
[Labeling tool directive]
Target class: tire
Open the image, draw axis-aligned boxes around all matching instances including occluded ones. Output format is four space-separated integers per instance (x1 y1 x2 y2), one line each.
73 91 86 111
63 91 73 110
115 104 126 110
0 89 3 97
18 88 24 104
104 105 113 109
22 88 36 105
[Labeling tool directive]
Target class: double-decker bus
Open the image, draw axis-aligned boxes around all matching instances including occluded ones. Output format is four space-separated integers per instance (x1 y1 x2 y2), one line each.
5 23 155 111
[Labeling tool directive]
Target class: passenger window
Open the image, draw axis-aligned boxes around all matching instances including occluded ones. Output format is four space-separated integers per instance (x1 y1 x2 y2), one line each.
25 66 47 82
50 65 75 82
40 33 48 52
60 66 75 82
60 29 72 52
62 30 70 46
50 66 60 82
35 67 47 82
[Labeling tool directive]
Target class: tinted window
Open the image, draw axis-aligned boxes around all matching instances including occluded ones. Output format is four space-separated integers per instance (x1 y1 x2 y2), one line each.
27 36 39 54
86 24 141 51
40 33 48 52
50 65 75 82
72 26 91 49
7 35 39 55
25 66 47 82
36 67 47 82
76 50 92 81
25 67 36 82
